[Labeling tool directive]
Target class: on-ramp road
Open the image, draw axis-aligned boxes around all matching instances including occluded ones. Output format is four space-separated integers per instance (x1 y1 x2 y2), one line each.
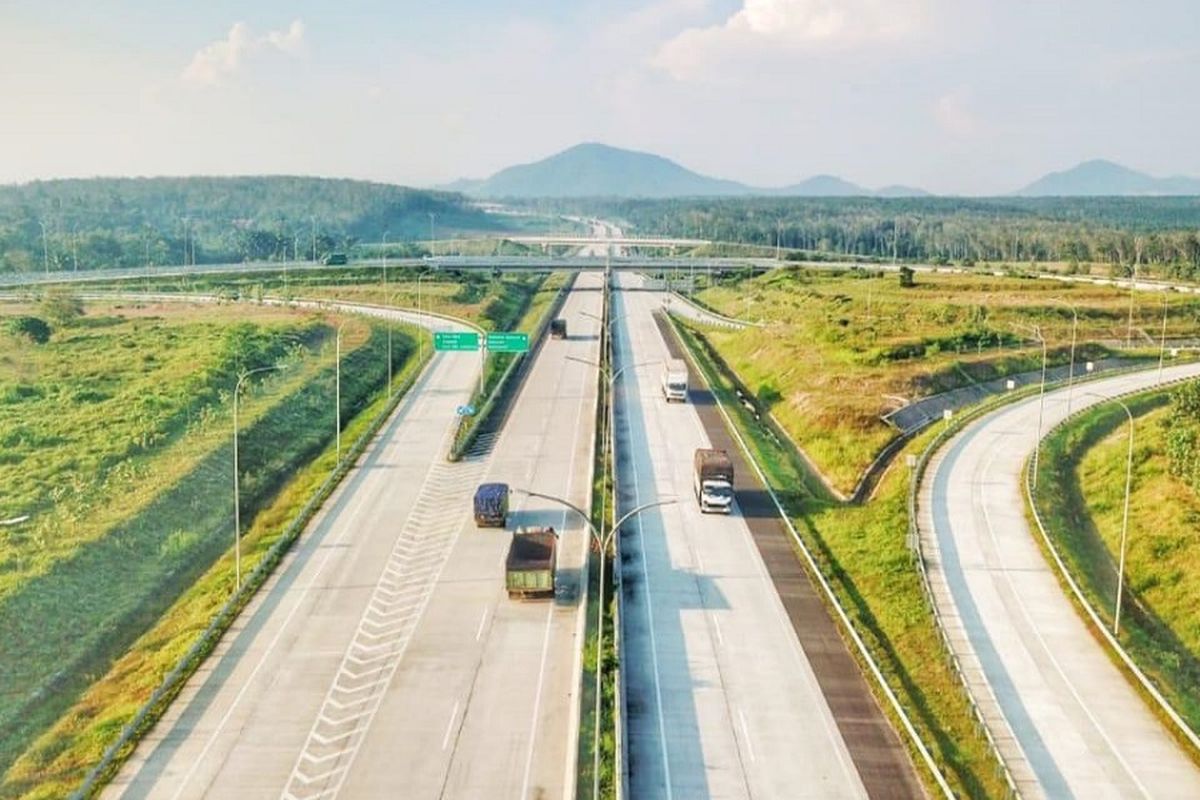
919 361 1200 799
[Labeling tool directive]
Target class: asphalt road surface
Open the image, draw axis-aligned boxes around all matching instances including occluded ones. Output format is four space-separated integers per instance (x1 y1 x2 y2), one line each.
612 273 872 799
920 360 1200 799
105 275 602 799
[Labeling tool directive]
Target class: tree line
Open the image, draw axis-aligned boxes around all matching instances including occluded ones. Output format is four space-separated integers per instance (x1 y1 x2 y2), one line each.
0 176 499 273
530 196 1200 278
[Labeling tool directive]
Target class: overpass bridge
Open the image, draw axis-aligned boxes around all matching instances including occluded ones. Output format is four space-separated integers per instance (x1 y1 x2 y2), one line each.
503 235 708 248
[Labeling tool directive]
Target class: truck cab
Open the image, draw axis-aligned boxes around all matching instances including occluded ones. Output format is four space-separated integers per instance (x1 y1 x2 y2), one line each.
473 482 509 527
693 448 734 514
661 358 689 403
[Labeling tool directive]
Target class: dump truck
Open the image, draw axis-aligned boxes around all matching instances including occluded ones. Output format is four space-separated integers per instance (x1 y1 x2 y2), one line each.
473 482 509 528
321 252 348 265
661 358 689 402
693 448 734 514
550 318 568 339
505 526 557 599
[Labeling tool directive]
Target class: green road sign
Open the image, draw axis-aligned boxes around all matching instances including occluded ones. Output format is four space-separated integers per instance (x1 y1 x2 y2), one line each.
434 331 480 351
486 332 529 353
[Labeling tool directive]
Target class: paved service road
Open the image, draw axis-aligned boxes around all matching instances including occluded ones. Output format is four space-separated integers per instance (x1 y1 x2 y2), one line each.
920 361 1200 799
106 275 601 800
612 273 870 799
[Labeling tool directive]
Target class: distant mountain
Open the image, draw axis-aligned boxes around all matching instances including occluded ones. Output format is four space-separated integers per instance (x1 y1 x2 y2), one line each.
774 175 867 196
1017 159 1200 196
446 142 918 198
874 184 933 198
455 143 747 198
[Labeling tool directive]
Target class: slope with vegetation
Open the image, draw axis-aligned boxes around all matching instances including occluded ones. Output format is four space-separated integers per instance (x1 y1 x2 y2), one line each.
0 176 511 274
688 267 1199 494
0 293 418 788
1034 383 1200 735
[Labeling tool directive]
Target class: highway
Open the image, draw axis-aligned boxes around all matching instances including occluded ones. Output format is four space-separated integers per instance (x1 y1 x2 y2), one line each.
611 273 876 799
105 274 602 799
919 361 1200 799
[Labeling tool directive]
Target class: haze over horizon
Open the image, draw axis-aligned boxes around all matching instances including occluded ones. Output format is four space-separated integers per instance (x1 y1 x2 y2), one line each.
3 0 1199 194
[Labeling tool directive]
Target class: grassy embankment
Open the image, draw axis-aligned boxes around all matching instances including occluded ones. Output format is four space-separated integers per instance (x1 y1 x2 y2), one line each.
0 297 423 798
692 268 1200 494
1034 393 1200 737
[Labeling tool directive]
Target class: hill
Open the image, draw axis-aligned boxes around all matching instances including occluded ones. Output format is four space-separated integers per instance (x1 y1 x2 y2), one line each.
458 143 749 198
0 176 496 273
1017 160 1200 196
449 143 901 198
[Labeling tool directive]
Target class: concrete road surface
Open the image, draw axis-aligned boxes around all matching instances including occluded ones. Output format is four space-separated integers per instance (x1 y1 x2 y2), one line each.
106 275 601 799
612 274 870 799
920 361 1200 799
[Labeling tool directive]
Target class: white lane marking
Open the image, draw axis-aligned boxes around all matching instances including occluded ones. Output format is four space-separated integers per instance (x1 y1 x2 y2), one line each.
520 295 594 800
712 617 724 648
166 363 448 800
616 287 674 800
474 606 489 642
441 702 461 751
660 286 864 795
739 710 756 763
976 442 1152 798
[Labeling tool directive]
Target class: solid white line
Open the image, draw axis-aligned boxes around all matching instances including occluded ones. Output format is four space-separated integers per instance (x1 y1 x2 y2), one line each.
616 287 675 800
520 287 594 800
712 617 724 648
442 701 461 751
739 710 756 763
474 606 489 642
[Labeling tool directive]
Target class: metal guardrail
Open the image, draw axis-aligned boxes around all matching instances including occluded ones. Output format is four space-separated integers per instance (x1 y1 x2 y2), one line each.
1024 376 1200 757
69 320 436 799
663 313 960 799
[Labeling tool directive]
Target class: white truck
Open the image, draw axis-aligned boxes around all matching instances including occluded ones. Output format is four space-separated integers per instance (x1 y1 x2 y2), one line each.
661 358 689 403
693 449 734 514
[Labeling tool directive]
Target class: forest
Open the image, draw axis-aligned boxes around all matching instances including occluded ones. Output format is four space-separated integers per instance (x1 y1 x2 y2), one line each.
531 196 1200 277
0 176 501 273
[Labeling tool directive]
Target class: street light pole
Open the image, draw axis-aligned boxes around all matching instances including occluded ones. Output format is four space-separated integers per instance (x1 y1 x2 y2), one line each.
514 488 676 800
428 212 436 255
1014 323 1049 487
335 319 349 464
1157 293 1169 385
1049 299 1079 416
1113 397 1135 637
38 219 49 275
233 364 285 590
382 231 392 396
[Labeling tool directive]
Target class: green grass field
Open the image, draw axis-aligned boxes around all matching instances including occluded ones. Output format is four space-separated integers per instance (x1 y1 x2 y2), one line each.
0 297 422 794
692 267 1200 493
1034 393 1200 738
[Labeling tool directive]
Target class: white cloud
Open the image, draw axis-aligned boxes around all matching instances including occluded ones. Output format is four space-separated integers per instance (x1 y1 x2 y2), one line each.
182 20 306 86
934 90 978 137
653 0 927 80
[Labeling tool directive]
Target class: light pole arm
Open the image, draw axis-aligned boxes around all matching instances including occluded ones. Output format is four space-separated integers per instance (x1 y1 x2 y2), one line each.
610 499 678 545
514 489 598 541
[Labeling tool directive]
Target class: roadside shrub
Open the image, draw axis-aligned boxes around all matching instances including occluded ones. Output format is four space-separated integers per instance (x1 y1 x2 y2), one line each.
39 288 84 327
5 316 52 344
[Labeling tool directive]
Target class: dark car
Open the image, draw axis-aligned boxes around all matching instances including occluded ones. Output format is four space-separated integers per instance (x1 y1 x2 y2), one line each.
473 482 509 527
550 318 567 339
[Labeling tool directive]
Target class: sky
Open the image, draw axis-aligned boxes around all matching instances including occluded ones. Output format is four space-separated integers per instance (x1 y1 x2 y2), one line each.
1 0 1198 194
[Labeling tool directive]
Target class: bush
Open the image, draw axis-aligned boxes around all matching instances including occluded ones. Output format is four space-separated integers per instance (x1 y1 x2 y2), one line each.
39 288 84 327
5 316 51 344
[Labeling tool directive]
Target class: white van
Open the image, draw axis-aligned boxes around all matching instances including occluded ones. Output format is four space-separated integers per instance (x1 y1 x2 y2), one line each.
661 358 689 402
